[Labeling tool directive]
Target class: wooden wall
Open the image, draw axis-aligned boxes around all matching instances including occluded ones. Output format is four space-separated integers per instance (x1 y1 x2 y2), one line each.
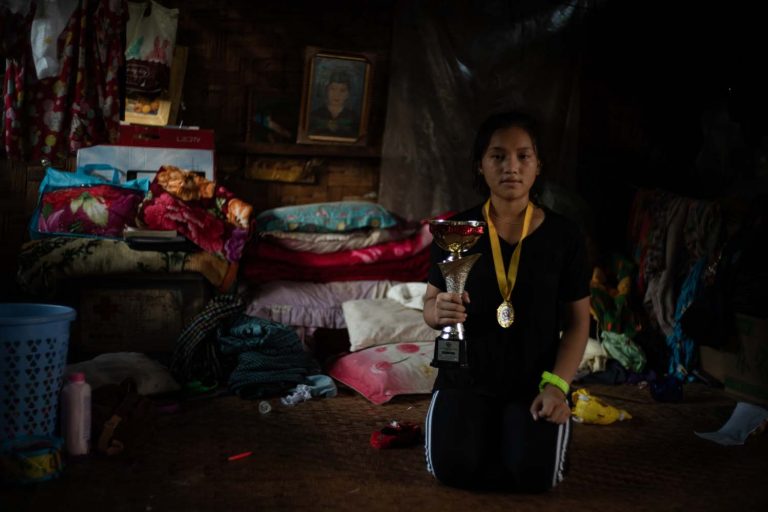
170 0 394 210
0 160 44 299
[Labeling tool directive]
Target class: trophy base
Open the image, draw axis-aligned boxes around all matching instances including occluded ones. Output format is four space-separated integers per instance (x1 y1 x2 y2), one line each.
430 336 469 369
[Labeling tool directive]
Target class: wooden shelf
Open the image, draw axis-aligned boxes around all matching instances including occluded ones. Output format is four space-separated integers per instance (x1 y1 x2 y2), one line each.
221 142 381 159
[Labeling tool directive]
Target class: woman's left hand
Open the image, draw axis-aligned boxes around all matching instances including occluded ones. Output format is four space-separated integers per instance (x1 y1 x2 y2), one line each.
530 386 571 424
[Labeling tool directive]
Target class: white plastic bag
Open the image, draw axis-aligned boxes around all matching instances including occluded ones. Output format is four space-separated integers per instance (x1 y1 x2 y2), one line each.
30 0 79 79
125 0 179 94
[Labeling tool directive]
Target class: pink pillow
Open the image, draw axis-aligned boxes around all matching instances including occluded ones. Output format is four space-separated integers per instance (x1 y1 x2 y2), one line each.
327 342 437 404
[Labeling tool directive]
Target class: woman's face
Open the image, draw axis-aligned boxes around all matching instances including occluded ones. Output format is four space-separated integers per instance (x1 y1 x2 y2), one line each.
326 82 350 109
480 126 540 201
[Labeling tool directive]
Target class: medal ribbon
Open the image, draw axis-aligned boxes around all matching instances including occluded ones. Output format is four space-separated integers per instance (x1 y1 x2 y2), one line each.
483 199 533 304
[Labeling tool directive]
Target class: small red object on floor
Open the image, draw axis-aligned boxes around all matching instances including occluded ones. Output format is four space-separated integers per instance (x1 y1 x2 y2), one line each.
227 451 253 462
370 421 422 449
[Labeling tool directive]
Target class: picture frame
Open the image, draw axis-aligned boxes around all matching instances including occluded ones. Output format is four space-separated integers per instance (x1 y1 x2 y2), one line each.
297 47 375 146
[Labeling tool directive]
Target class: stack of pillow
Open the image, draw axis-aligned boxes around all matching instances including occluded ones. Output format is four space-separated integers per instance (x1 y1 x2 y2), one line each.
327 282 440 404
242 201 432 284
241 201 440 404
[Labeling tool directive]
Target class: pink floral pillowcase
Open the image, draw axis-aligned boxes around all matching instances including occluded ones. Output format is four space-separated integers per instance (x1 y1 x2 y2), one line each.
327 342 437 405
36 184 144 238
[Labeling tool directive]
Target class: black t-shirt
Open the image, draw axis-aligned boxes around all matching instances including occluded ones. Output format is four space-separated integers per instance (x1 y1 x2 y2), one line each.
428 203 591 400
308 107 359 137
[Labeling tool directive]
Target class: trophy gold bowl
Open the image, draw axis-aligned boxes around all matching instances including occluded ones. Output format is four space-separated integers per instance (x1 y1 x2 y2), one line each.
427 219 486 368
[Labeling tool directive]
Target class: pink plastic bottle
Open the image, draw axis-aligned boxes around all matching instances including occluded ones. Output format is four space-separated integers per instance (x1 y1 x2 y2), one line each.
61 372 91 456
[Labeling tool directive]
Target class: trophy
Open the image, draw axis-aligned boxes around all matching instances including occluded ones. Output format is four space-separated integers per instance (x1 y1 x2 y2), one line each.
427 219 486 368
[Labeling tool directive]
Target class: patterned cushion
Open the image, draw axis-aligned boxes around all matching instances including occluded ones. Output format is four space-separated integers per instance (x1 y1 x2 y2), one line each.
255 201 399 233
327 342 437 404
342 298 439 352
36 184 144 238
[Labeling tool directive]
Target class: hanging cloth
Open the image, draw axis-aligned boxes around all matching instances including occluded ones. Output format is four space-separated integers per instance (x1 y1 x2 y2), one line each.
3 0 126 163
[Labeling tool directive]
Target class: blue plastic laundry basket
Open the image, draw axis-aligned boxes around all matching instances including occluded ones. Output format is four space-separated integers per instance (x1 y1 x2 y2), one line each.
0 304 76 441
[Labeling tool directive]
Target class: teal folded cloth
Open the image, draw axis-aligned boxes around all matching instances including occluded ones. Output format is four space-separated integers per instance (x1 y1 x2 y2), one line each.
600 330 646 373
218 314 320 399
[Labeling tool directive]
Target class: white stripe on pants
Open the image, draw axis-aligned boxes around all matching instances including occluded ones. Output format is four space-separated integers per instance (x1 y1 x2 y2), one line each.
424 390 440 476
551 418 571 487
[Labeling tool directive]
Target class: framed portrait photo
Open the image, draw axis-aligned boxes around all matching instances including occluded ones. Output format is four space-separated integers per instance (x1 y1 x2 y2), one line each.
297 47 375 146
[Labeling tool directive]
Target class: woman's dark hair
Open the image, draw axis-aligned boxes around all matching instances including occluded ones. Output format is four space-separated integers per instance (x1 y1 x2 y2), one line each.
471 110 544 197
326 70 353 91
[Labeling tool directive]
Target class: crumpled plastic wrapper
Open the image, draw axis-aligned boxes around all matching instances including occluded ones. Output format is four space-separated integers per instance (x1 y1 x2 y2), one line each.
571 388 632 425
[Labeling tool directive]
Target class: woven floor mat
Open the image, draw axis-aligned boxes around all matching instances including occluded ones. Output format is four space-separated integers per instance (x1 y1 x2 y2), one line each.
5 383 768 511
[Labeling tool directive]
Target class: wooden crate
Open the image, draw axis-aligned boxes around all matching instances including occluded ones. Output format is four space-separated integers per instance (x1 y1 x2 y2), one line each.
60 273 212 358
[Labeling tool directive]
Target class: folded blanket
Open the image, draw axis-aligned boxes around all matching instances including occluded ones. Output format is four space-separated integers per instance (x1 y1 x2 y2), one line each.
138 165 253 263
17 237 236 296
260 222 420 254
219 314 320 399
171 294 245 384
252 223 431 267
242 249 430 284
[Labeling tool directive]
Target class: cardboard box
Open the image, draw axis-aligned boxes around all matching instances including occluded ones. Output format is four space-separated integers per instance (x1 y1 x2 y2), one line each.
76 124 215 182
700 313 768 404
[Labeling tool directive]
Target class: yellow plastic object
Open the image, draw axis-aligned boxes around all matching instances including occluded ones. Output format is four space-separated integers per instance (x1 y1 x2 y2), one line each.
0 436 64 484
571 388 632 425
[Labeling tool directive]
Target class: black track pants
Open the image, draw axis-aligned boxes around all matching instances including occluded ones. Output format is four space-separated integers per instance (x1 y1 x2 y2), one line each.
424 388 571 492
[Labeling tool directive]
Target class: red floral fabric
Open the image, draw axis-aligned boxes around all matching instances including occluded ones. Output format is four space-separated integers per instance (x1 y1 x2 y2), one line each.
3 1 126 162
36 184 143 238
138 166 254 263
242 247 431 284
242 221 432 284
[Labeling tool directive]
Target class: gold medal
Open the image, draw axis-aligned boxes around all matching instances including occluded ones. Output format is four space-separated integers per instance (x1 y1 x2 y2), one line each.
496 301 515 328
484 200 533 328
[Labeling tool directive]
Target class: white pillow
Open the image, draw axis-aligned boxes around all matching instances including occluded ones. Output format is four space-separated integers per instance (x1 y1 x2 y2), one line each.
385 282 428 310
342 298 440 352
66 352 180 395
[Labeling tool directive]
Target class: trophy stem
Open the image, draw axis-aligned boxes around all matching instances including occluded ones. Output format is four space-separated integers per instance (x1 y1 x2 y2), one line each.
431 254 481 369
438 253 481 296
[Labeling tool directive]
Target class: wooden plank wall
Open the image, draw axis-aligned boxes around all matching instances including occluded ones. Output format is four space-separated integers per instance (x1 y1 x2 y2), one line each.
0 160 44 299
170 0 394 210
